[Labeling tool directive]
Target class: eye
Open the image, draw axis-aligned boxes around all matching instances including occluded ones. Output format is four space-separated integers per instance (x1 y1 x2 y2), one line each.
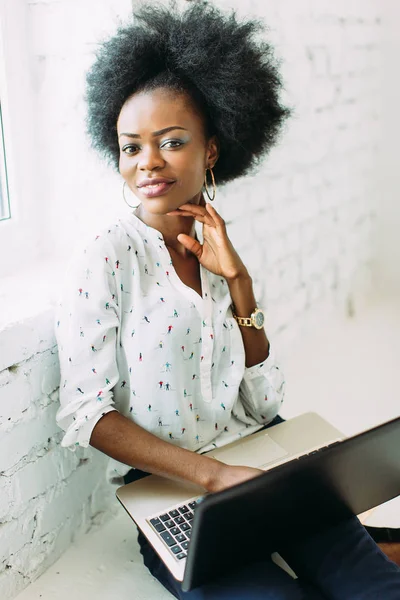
161 140 184 149
122 144 139 155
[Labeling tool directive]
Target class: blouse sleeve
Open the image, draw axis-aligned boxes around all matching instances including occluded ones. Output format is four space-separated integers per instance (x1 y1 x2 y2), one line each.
54 235 121 450
238 343 286 425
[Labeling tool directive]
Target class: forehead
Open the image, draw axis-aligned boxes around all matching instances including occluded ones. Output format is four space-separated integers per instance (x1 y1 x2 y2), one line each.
117 87 203 135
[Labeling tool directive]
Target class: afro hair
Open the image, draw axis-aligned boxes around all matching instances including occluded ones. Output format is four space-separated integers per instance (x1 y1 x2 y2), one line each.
85 0 294 185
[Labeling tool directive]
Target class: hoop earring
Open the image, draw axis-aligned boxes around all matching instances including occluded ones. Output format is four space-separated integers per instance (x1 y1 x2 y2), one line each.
204 167 216 202
122 181 140 209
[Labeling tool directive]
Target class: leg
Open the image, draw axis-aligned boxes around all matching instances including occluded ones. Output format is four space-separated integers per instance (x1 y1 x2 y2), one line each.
137 529 327 599
277 515 400 600
364 525 400 566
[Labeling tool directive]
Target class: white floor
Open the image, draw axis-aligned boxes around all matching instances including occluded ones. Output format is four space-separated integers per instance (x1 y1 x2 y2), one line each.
15 294 400 600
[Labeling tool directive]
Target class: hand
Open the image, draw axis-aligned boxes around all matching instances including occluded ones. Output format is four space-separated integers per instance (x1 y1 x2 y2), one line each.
207 463 264 494
166 199 248 281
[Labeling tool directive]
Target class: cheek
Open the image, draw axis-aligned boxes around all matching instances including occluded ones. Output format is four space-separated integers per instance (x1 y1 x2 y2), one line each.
118 153 132 177
177 151 205 186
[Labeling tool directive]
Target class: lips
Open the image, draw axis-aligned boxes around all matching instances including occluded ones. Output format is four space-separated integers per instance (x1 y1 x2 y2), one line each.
138 178 176 188
138 181 176 198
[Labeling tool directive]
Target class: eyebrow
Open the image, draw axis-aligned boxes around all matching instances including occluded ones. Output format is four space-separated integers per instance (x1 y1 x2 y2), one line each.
118 126 188 139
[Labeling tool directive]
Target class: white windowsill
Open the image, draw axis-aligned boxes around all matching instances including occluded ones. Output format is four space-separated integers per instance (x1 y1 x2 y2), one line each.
0 258 65 332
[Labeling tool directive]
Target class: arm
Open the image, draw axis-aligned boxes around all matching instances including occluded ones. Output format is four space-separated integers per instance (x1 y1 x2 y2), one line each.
55 235 121 448
227 273 286 424
226 273 269 368
90 411 262 493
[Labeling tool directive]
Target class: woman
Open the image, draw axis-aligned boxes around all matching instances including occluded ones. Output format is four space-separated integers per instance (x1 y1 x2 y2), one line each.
54 2 400 598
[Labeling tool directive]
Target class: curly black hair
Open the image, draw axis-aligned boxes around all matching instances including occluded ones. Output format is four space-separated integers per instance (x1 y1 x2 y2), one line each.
85 1 294 185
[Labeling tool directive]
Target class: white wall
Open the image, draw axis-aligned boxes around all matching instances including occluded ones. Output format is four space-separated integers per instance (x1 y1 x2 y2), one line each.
374 0 400 295
0 0 396 598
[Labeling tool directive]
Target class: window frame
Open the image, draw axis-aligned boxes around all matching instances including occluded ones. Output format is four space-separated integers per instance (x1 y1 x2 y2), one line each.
0 100 10 221
0 0 42 280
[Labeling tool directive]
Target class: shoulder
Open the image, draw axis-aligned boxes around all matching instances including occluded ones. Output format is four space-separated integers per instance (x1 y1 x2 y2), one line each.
73 219 136 261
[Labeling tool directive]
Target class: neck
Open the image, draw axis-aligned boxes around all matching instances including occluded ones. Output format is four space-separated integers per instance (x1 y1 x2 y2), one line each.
134 193 203 258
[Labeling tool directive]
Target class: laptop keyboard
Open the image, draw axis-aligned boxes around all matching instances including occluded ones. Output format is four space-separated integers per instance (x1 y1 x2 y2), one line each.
147 498 202 560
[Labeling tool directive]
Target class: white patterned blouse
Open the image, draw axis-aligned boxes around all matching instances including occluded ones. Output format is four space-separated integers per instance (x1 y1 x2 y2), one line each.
54 212 286 484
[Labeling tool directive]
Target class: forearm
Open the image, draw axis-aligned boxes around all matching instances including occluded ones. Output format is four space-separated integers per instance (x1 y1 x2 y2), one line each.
227 273 270 368
89 411 225 491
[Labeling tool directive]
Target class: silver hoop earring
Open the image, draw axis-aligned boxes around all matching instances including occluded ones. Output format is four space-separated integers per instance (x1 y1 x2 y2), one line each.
122 181 140 209
204 167 216 201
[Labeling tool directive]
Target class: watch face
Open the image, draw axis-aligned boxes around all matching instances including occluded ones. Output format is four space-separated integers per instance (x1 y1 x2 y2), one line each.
254 309 265 329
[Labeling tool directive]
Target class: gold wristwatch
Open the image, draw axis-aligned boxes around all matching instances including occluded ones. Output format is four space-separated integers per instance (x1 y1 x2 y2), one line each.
232 306 265 330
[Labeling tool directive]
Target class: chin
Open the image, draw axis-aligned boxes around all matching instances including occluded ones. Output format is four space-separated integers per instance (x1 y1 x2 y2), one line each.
142 197 177 214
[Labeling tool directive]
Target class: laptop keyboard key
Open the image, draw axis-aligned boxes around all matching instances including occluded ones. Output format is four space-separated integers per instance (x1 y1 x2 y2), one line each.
160 531 175 547
150 502 198 561
150 518 166 533
159 513 170 522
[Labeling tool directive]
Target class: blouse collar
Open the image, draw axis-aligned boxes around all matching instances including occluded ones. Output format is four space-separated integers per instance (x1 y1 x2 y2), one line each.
123 210 203 247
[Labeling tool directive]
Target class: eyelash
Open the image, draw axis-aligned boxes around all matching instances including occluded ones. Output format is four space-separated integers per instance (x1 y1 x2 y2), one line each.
122 140 184 155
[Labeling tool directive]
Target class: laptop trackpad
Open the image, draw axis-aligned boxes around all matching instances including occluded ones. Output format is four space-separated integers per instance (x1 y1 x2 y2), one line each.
208 433 289 469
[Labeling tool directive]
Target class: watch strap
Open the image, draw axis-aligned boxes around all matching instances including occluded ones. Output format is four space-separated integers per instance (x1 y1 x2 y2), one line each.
233 315 254 327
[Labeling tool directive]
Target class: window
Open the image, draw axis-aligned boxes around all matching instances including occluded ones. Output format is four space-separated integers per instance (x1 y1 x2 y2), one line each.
0 0 41 280
0 100 10 221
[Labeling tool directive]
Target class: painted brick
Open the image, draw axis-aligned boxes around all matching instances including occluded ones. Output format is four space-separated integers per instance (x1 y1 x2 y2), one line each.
0 476 12 521
279 257 301 297
0 310 55 373
0 403 60 472
264 234 287 265
0 372 31 428
12 518 74 581
264 265 282 304
0 517 36 564
35 460 107 536
26 350 58 406
11 450 60 506
0 569 28 600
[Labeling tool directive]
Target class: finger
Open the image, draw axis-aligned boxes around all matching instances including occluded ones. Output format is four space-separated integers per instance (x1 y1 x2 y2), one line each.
199 193 207 208
175 203 215 220
172 204 206 217
167 210 216 227
166 210 193 216
180 204 217 227
205 203 226 231
177 234 203 259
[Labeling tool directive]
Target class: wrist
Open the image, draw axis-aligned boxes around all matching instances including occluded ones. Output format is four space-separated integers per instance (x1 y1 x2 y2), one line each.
225 270 251 285
197 456 228 493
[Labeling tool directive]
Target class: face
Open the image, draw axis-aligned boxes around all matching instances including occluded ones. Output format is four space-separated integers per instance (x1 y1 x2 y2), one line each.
117 87 219 215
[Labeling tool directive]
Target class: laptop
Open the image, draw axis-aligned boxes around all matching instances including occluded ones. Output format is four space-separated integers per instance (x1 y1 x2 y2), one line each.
116 412 400 591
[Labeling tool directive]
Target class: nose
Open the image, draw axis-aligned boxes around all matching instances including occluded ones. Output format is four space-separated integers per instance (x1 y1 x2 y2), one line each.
138 144 165 171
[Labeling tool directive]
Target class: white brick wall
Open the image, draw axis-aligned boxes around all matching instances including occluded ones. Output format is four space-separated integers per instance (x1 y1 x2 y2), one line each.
0 0 391 598
0 313 115 599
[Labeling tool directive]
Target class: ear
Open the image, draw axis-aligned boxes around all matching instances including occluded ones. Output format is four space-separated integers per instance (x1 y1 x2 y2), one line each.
206 135 220 169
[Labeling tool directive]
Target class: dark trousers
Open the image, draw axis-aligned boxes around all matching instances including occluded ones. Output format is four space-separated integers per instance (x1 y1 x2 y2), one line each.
124 416 400 598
